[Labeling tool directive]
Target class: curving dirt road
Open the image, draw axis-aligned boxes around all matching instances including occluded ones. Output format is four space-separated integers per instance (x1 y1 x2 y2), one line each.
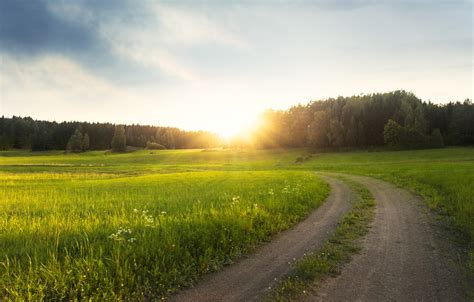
309 175 468 301
170 176 354 302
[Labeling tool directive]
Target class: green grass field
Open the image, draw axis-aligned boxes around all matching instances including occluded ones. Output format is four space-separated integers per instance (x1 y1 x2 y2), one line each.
301 148 474 245
0 149 329 300
1 147 473 299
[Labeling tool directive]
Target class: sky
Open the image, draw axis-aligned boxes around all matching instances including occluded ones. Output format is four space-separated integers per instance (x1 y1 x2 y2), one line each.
0 0 472 137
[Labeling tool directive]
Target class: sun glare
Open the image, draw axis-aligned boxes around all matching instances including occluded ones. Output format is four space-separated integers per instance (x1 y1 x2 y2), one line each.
213 113 260 140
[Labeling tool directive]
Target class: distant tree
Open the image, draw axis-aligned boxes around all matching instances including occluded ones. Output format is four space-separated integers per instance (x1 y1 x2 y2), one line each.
0 116 221 151
125 126 135 146
357 120 366 147
0 91 471 152
307 111 330 147
161 128 176 149
345 116 358 147
447 99 474 145
404 128 428 149
111 125 127 152
383 119 404 147
327 119 345 147
82 133 90 151
412 103 427 133
429 128 444 148
30 123 52 151
67 129 84 152
31 130 47 151
287 105 311 147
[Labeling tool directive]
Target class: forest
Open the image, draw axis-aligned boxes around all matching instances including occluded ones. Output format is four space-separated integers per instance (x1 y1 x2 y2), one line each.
0 118 221 151
1 91 473 151
250 90 473 149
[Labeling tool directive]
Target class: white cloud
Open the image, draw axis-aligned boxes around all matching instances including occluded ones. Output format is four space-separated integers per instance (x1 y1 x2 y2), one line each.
109 35 200 83
98 3 250 83
0 54 133 119
153 4 250 49
46 1 94 25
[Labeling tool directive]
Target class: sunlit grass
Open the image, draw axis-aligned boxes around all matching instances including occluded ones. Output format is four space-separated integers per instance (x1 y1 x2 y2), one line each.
1 147 473 299
301 147 474 274
302 148 474 242
0 162 328 300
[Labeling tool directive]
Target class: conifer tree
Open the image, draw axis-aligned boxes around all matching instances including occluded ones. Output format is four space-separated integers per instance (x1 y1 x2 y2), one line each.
82 133 90 151
111 125 126 152
67 129 83 152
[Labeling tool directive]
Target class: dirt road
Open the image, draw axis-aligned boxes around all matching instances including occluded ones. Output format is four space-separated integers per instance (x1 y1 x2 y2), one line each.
170 176 354 302
309 175 468 301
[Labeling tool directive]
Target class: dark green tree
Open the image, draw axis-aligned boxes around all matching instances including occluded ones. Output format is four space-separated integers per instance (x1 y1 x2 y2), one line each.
111 125 127 152
429 129 444 148
345 116 358 147
67 129 84 152
82 133 90 151
307 111 330 147
327 119 345 147
383 119 404 147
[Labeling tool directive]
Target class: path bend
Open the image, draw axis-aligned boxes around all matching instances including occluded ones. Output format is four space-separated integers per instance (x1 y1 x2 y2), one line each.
170 176 353 302
309 174 468 302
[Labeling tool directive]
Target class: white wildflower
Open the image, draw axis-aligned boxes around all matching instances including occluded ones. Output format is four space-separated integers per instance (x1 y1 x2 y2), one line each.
231 196 241 205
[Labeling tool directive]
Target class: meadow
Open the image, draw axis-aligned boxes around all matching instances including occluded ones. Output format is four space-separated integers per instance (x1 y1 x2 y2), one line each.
1 147 473 300
302 147 474 246
0 149 329 300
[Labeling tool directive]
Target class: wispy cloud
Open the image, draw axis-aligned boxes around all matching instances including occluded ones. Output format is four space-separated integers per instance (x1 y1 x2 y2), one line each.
154 4 250 49
0 54 129 110
0 0 250 85
0 0 471 129
99 3 250 83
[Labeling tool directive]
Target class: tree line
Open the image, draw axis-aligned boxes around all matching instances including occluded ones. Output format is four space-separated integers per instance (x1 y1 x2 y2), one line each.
249 90 473 149
1 91 472 152
0 117 221 151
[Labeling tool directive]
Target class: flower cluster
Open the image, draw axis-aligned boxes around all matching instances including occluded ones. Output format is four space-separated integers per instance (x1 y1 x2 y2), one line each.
231 196 240 205
282 185 291 194
282 183 302 194
108 227 136 243
134 208 155 227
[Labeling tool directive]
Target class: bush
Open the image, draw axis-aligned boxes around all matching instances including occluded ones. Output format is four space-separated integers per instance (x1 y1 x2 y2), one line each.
146 142 166 150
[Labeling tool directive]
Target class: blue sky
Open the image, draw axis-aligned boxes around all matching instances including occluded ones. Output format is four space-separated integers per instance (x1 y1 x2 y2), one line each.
0 0 472 136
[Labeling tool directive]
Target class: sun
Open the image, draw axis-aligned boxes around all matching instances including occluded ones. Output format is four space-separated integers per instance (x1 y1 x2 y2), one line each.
217 124 248 140
213 113 260 140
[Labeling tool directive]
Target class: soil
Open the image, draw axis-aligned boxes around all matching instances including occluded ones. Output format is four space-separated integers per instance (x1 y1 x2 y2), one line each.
308 175 468 301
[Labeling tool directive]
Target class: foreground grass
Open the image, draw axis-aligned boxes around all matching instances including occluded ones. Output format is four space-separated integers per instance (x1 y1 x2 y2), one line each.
265 176 375 301
0 166 328 300
1 147 472 299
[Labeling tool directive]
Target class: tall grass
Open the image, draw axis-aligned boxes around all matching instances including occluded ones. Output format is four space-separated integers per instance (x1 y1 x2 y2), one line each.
1 147 472 299
0 165 328 300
